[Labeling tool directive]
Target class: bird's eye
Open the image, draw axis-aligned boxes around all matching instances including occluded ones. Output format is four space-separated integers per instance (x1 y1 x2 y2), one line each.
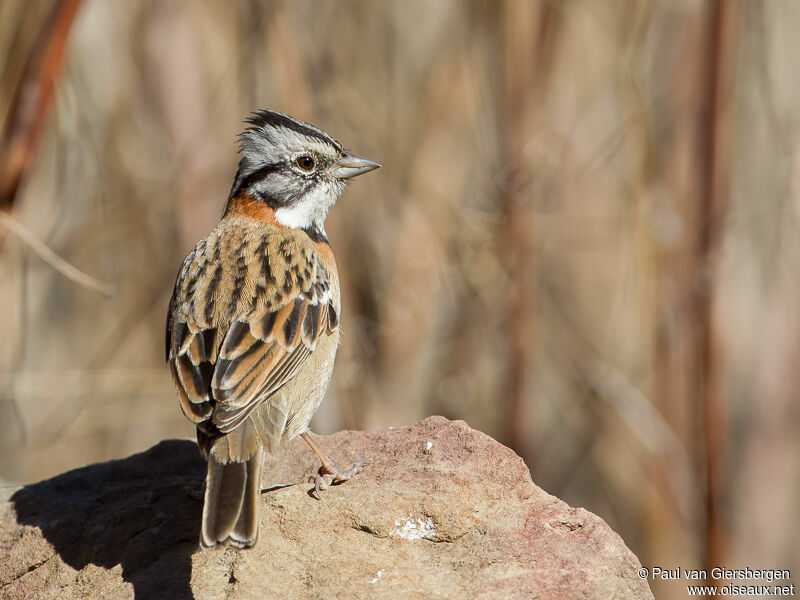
296 155 315 171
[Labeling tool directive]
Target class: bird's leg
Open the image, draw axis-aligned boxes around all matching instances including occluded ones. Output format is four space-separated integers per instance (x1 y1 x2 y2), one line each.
301 432 363 499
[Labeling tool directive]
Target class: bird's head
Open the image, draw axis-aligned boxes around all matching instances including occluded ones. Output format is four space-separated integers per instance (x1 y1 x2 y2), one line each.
228 110 380 240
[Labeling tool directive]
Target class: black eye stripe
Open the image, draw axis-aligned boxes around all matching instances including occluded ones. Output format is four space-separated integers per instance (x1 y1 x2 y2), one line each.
229 153 327 203
230 162 282 198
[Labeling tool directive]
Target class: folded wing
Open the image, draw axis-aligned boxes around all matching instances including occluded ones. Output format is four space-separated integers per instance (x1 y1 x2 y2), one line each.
166 228 339 439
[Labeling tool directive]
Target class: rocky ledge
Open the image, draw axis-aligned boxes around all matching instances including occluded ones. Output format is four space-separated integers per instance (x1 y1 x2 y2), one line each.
0 416 653 599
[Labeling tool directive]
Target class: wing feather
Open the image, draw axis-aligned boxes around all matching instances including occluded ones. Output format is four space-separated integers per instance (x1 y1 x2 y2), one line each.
166 224 339 438
211 313 317 433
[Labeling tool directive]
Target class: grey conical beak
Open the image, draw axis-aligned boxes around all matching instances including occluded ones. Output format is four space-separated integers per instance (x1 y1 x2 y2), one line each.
333 150 381 179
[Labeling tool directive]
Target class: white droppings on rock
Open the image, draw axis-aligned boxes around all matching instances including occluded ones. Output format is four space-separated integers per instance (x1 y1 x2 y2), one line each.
368 570 384 584
424 441 433 453
390 514 435 540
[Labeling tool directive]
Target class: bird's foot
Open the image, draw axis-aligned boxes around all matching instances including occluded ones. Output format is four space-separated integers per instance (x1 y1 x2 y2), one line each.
309 460 364 500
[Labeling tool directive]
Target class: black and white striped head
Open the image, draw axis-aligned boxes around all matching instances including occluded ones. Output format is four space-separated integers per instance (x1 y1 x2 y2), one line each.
229 110 380 240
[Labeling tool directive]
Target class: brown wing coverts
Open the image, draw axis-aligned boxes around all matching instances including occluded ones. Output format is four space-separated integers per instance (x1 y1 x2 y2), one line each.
170 322 218 422
166 217 338 435
211 298 329 432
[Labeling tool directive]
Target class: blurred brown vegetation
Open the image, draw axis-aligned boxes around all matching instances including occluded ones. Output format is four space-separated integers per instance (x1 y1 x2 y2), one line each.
1 1 798 598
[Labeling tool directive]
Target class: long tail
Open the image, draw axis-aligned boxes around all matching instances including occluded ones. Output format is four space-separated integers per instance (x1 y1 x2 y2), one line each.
201 449 263 548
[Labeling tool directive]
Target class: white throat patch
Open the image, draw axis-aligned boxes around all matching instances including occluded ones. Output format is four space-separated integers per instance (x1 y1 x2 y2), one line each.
274 202 326 233
273 189 327 234
272 178 345 233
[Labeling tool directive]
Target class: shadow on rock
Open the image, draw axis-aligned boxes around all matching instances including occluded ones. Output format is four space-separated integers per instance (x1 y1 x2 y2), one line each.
11 439 205 600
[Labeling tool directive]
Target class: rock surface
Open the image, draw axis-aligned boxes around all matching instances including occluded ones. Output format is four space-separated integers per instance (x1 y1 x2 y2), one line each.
0 416 653 599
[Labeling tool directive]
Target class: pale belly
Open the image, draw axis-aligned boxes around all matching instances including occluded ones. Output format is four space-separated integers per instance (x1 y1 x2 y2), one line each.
249 328 340 448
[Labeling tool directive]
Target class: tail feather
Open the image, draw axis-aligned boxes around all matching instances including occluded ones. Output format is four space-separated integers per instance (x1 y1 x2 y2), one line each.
201 452 263 548
230 450 263 547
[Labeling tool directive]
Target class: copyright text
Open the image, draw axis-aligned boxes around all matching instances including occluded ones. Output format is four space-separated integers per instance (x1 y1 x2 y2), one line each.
637 566 794 597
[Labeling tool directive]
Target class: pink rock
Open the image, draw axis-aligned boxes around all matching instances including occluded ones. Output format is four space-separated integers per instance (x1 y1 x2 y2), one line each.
0 416 653 599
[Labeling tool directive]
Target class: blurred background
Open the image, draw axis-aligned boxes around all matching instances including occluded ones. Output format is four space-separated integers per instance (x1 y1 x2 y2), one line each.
1 1 798 597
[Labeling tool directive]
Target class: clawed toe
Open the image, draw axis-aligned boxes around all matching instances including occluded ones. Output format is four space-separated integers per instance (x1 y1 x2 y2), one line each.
312 471 334 498
308 461 364 500
336 461 364 481
301 432 364 500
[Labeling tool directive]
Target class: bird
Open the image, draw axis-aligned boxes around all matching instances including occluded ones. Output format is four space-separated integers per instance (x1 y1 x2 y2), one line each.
165 110 380 549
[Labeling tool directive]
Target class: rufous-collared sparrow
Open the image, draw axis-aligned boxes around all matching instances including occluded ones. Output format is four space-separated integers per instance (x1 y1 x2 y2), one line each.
166 110 380 548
